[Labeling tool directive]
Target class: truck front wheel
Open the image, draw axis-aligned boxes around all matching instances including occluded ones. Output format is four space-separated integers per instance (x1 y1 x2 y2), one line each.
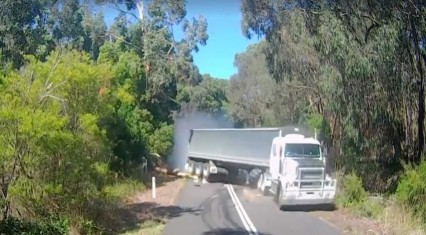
274 183 286 210
257 174 269 196
274 183 283 209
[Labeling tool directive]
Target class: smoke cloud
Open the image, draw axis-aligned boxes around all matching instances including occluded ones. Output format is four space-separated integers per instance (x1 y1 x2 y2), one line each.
167 112 233 171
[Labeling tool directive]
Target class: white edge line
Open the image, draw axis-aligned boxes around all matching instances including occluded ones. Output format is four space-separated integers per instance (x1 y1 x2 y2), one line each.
228 184 259 234
226 184 252 234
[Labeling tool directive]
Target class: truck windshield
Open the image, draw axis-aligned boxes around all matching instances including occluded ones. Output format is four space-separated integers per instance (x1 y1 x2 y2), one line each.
284 143 320 158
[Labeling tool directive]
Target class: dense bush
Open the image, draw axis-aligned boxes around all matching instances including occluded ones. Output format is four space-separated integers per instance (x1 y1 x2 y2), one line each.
396 159 426 222
336 172 368 208
336 172 383 218
0 216 68 235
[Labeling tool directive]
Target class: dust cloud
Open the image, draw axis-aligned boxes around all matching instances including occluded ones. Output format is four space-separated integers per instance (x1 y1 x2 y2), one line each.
167 112 233 172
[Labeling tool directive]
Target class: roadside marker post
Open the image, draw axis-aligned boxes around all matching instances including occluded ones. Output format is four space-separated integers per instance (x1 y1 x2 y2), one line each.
152 176 156 199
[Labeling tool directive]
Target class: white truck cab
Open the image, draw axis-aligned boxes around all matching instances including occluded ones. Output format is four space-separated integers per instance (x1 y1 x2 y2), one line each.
258 133 337 208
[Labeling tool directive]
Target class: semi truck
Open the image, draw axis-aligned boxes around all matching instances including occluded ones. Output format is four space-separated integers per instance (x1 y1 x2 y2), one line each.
183 126 337 208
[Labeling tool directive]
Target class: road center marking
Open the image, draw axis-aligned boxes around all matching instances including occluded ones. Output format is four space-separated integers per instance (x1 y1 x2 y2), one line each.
226 184 258 235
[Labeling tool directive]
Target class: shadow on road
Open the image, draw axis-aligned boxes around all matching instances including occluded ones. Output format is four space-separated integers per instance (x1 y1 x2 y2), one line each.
280 204 336 212
202 228 272 235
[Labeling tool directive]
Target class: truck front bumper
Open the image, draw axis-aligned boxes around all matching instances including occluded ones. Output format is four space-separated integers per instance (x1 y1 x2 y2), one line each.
280 195 335 206
279 179 337 207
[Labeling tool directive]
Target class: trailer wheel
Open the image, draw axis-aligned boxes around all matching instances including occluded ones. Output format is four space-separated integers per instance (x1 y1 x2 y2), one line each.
202 163 210 181
184 161 190 172
227 169 239 184
249 168 262 188
187 160 195 175
194 162 203 178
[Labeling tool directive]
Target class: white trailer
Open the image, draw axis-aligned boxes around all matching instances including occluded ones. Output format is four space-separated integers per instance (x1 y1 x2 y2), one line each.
184 126 337 208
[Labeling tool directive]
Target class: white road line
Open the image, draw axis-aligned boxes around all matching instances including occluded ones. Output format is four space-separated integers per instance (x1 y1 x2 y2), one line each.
227 184 259 235
226 184 259 235
226 184 252 234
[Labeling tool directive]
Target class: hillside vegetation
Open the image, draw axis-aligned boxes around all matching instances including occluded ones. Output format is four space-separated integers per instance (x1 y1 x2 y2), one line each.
238 0 426 233
0 0 425 234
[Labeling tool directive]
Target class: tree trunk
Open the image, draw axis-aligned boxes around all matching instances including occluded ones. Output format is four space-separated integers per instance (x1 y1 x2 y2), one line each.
410 16 425 163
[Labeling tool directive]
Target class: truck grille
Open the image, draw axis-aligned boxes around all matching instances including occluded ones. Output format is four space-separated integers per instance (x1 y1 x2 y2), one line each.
300 168 324 189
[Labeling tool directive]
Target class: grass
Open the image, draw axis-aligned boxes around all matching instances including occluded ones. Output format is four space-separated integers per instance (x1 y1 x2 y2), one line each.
335 171 425 235
379 199 425 235
118 220 166 235
102 179 146 201
334 195 425 235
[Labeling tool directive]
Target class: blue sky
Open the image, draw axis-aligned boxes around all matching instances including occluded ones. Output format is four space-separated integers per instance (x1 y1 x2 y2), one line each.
99 0 261 79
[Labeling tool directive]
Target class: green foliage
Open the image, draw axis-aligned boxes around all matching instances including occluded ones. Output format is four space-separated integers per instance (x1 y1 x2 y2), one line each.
336 172 383 218
0 50 114 229
102 179 145 202
336 172 368 208
0 0 217 233
227 41 280 127
396 159 426 222
79 219 104 235
149 123 174 157
239 0 420 194
0 216 69 235
177 74 228 115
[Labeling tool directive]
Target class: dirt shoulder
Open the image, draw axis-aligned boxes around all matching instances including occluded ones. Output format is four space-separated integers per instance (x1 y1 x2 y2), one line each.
115 173 188 235
310 209 388 235
310 207 425 235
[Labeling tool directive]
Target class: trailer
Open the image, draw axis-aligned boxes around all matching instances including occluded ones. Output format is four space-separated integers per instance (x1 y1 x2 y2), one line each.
184 126 337 208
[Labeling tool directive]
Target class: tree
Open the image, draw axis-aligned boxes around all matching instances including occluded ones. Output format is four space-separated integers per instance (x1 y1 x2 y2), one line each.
0 50 113 223
177 74 228 116
239 0 425 192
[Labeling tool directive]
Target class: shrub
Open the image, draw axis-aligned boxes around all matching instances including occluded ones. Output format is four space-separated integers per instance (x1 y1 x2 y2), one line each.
0 216 69 235
336 171 368 208
335 171 385 218
396 159 426 222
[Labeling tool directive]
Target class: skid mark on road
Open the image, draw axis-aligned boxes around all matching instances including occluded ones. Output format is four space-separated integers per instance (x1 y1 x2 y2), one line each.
199 185 243 230
226 184 259 235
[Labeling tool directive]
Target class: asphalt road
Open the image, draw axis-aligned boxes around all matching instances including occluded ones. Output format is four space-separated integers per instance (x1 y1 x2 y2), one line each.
163 180 340 235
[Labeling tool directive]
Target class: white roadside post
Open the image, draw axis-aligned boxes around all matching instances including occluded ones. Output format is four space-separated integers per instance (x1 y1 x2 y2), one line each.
152 176 156 199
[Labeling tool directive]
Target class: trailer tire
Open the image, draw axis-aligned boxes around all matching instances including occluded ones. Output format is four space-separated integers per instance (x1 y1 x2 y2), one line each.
202 163 210 181
186 160 195 175
194 162 203 178
227 168 239 184
249 168 262 188
185 161 190 173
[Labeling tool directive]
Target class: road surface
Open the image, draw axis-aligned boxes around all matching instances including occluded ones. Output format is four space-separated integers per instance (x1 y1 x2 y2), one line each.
163 180 340 235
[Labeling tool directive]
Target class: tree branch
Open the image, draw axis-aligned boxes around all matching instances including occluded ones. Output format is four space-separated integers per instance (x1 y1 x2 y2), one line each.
113 2 139 21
